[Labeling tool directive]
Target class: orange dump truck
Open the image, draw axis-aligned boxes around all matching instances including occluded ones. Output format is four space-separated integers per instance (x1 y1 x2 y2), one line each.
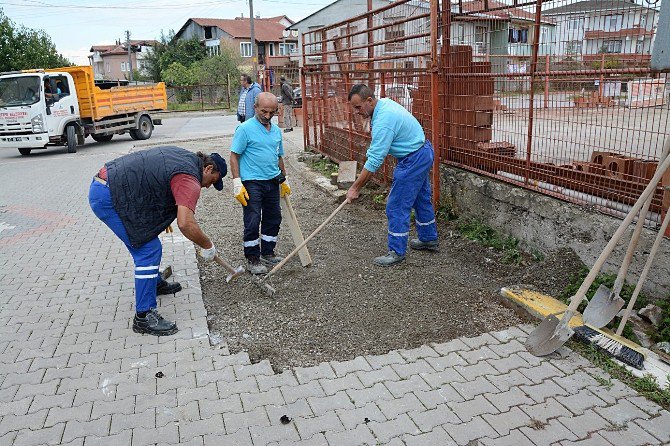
0 65 167 155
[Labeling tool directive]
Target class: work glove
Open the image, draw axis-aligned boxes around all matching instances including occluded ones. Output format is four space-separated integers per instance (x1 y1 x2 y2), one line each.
280 178 291 198
200 244 216 262
233 178 249 206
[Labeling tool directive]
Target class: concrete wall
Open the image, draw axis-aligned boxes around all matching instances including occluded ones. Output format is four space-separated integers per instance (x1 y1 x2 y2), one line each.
440 165 670 299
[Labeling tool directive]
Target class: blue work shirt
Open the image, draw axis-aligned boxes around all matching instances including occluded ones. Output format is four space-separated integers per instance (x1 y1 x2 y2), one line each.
231 116 284 181
364 98 425 173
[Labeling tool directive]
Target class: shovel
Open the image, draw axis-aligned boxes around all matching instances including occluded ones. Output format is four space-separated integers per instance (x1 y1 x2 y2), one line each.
526 150 670 356
583 148 670 328
616 202 670 336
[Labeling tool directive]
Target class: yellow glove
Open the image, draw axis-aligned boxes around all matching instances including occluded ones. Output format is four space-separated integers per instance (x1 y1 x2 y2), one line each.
280 178 291 198
233 178 249 206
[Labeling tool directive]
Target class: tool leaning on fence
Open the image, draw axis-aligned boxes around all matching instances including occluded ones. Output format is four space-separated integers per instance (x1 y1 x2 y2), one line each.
526 146 670 357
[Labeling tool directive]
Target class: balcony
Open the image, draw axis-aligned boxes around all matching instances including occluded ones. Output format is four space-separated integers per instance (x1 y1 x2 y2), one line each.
266 55 292 67
583 53 651 64
584 26 654 39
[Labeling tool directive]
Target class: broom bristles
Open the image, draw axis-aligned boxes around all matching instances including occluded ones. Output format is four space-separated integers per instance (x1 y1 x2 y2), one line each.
573 325 645 370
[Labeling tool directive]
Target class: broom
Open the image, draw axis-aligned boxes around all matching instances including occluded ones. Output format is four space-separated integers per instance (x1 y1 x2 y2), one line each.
573 155 670 370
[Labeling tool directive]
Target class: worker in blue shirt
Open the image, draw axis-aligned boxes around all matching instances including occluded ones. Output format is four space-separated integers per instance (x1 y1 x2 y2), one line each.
346 84 438 266
230 92 291 274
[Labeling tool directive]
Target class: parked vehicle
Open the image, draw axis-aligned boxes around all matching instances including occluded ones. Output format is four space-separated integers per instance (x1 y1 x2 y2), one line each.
292 86 337 107
0 66 167 156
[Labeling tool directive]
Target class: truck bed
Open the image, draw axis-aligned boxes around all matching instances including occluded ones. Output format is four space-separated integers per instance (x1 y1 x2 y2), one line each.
46 66 167 121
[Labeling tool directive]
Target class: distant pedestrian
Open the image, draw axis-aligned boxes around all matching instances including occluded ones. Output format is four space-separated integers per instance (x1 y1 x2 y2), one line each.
89 146 227 336
230 92 291 275
237 74 262 123
345 84 438 266
279 76 294 132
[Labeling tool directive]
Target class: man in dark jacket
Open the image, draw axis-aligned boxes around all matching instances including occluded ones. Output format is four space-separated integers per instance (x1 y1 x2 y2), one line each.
279 76 294 132
88 146 227 336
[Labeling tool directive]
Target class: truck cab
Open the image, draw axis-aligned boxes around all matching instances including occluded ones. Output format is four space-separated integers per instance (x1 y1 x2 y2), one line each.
0 70 81 155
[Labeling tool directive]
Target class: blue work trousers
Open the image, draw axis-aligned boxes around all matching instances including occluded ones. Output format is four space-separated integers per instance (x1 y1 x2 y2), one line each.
242 180 282 259
88 179 162 313
386 140 438 256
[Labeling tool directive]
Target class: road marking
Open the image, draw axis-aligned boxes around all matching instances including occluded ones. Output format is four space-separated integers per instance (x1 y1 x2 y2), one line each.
0 221 16 233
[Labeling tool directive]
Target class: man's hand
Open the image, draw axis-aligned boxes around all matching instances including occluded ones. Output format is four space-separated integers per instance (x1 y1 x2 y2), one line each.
346 186 360 203
200 244 216 261
280 178 291 198
233 178 249 206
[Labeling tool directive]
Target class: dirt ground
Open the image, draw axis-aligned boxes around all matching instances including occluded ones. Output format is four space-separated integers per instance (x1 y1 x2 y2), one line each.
187 138 585 372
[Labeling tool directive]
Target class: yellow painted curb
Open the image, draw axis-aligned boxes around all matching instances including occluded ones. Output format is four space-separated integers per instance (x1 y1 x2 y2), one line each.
500 286 584 328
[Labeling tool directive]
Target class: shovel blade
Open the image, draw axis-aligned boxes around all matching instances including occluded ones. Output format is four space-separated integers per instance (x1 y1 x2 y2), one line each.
525 314 574 356
582 284 626 328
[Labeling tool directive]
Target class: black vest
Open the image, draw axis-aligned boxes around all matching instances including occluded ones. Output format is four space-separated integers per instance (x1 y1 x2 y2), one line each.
106 146 203 248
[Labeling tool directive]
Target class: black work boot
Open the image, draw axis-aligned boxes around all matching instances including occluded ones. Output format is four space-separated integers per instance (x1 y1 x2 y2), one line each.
410 239 439 251
157 278 182 295
247 257 268 275
260 254 284 266
132 309 178 336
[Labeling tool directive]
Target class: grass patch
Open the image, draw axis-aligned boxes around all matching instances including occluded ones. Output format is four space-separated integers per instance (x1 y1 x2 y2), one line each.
456 219 522 264
568 340 670 410
308 157 339 178
372 193 386 205
436 197 458 222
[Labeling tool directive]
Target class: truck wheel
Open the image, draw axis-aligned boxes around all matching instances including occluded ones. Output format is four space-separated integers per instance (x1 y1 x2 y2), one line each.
91 134 113 143
129 130 139 140
18 148 31 156
133 115 153 140
66 125 77 153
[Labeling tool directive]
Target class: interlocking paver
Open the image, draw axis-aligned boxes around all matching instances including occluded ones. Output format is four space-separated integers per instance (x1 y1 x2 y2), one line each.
307 391 354 416
409 404 460 431
521 379 570 403
555 389 609 416
179 416 225 442
203 428 253 446
335 402 386 429
223 407 270 434
110 408 155 434
1 397 33 416
294 363 336 384
520 397 572 423
398 345 440 361
635 411 670 443
45 403 93 428
199 395 243 419
368 412 420 443
443 414 498 445
414 386 464 409
293 411 344 440
484 386 534 412
84 431 134 446
377 392 425 419
385 375 431 398
13 423 65 446
265 399 314 424
330 357 372 376
403 426 456 446
420 368 464 388
0 409 48 436
250 422 300 446
280 380 325 404
559 434 615 446
478 429 532 446
450 394 499 423
391 359 435 379
355 365 401 388
593 398 651 425
346 382 394 407
257 371 298 392
482 406 532 437
157 400 201 427
558 409 612 439
324 424 376 446
425 352 467 371
241 388 285 411
452 375 499 400
61 415 112 443
364 350 405 369
132 424 179 446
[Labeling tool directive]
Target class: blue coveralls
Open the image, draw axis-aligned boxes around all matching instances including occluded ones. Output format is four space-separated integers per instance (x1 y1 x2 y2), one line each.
364 98 438 256
89 179 161 313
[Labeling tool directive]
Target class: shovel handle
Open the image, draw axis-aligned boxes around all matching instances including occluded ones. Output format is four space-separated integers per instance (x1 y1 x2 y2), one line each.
566 147 670 314
616 202 670 336
265 199 348 279
214 255 238 275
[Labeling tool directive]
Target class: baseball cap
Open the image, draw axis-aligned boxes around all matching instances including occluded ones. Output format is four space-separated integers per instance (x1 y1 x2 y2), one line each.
210 153 227 191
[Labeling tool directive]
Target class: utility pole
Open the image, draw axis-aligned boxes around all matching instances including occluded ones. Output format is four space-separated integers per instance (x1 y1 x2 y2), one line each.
125 30 133 82
249 0 257 80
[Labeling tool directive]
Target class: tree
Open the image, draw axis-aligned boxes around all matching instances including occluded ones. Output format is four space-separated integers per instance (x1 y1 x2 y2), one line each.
191 43 242 85
0 9 71 71
161 62 196 102
144 30 207 82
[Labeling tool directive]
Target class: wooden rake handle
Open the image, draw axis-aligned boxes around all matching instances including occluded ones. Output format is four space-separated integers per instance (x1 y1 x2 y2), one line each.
265 199 349 279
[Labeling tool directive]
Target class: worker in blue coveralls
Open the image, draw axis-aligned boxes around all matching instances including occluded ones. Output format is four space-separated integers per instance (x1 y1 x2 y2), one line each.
230 92 291 275
89 146 227 336
345 84 439 266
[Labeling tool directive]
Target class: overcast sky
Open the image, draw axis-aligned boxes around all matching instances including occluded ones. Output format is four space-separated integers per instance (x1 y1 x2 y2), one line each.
1 0 345 65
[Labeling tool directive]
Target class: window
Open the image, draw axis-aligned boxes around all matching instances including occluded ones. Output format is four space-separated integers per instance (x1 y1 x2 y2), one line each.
240 42 252 57
639 14 647 28
204 26 213 40
120 62 126 72
567 17 584 31
268 43 275 56
207 45 220 56
635 39 644 53
605 40 622 53
605 15 622 31
540 27 548 44
475 25 487 53
279 43 296 55
105 63 110 73
508 27 528 44
384 21 405 53
566 40 582 54
455 23 465 44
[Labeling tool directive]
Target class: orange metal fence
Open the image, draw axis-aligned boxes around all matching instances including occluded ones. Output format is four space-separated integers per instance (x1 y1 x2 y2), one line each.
301 0 669 232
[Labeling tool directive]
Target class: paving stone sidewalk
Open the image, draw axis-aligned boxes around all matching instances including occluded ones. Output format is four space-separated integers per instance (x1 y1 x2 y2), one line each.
1 137 669 446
